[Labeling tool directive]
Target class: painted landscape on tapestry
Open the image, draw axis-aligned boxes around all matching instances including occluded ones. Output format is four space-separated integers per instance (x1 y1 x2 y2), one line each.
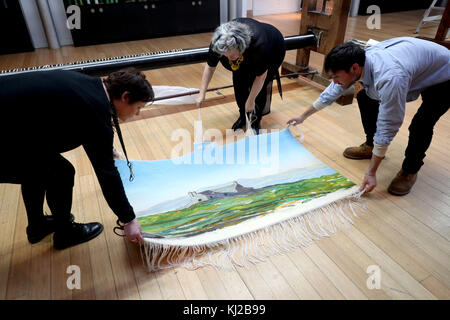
116 129 355 238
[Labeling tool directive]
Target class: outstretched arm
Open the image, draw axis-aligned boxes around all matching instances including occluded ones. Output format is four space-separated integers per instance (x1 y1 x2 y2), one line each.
287 105 319 125
196 64 216 108
84 127 144 243
287 81 347 125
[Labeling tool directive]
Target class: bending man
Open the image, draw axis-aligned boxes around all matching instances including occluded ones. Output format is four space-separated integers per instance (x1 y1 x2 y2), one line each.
288 37 449 195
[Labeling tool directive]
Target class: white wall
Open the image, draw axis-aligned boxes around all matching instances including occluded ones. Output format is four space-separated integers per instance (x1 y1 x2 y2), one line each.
19 0 73 49
350 0 360 17
19 0 48 48
227 0 247 20
252 0 301 16
47 0 73 46
220 0 228 23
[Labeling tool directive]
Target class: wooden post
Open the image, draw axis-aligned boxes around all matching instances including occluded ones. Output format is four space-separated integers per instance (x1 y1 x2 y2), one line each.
435 0 450 41
416 1 450 50
282 0 354 106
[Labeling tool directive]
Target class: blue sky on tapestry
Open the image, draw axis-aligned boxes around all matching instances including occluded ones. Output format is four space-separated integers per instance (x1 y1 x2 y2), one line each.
116 129 336 215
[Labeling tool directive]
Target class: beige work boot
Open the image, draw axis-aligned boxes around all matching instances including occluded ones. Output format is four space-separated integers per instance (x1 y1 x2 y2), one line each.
343 143 373 159
388 169 417 196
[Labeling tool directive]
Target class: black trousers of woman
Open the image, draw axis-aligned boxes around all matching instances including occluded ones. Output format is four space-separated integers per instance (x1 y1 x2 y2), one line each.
232 46 285 131
232 68 276 128
356 80 450 174
0 153 75 229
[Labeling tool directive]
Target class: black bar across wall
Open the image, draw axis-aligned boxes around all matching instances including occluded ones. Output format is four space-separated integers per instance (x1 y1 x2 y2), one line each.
0 33 317 77
73 34 318 76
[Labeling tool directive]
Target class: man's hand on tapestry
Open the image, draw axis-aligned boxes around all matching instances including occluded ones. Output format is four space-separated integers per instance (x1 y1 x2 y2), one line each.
287 105 319 126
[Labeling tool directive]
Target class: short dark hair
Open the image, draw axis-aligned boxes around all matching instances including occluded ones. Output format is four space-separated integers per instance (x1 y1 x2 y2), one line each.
103 68 154 103
324 42 366 73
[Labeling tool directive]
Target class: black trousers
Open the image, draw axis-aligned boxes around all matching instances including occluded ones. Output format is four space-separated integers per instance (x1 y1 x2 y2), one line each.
232 66 283 126
356 80 450 174
0 153 75 229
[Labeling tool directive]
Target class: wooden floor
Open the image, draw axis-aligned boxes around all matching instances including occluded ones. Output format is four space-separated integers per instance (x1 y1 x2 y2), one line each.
0 10 449 300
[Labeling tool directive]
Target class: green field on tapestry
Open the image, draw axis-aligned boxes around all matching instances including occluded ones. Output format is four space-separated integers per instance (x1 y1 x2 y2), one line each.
138 173 355 237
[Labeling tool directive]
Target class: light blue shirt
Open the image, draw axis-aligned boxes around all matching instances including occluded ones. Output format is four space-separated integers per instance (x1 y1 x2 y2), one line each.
313 37 450 146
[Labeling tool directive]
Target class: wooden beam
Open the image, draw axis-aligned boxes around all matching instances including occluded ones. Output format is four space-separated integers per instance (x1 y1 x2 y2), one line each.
295 0 352 67
435 0 450 41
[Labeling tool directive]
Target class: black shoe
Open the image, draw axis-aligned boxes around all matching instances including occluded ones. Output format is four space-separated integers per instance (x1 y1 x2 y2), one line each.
27 213 75 244
53 222 104 250
251 120 261 135
232 115 246 131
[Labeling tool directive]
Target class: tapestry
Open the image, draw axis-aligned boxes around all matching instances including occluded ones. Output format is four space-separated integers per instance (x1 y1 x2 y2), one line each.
116 128 364 271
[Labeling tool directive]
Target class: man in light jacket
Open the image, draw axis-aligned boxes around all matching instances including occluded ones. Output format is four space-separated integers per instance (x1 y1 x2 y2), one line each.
288 37 449 195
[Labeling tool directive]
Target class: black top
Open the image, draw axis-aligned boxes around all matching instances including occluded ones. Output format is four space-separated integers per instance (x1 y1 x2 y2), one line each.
207 18 285 76
0 70 135 223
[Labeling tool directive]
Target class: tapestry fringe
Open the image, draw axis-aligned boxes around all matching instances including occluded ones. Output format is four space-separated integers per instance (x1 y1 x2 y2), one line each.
140 190 367 272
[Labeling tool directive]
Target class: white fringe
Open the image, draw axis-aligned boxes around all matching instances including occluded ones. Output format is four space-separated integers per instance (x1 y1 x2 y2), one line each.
140 190 367 272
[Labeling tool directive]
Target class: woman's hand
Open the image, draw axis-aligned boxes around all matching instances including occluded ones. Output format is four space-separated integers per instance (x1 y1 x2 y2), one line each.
124 219 144 243
287 115 306 126
196 93 205 109
245 99 255 113
197 64 216 109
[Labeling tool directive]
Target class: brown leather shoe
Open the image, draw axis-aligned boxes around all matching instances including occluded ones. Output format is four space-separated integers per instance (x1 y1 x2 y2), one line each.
343 143 373 159
388 169 417 196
